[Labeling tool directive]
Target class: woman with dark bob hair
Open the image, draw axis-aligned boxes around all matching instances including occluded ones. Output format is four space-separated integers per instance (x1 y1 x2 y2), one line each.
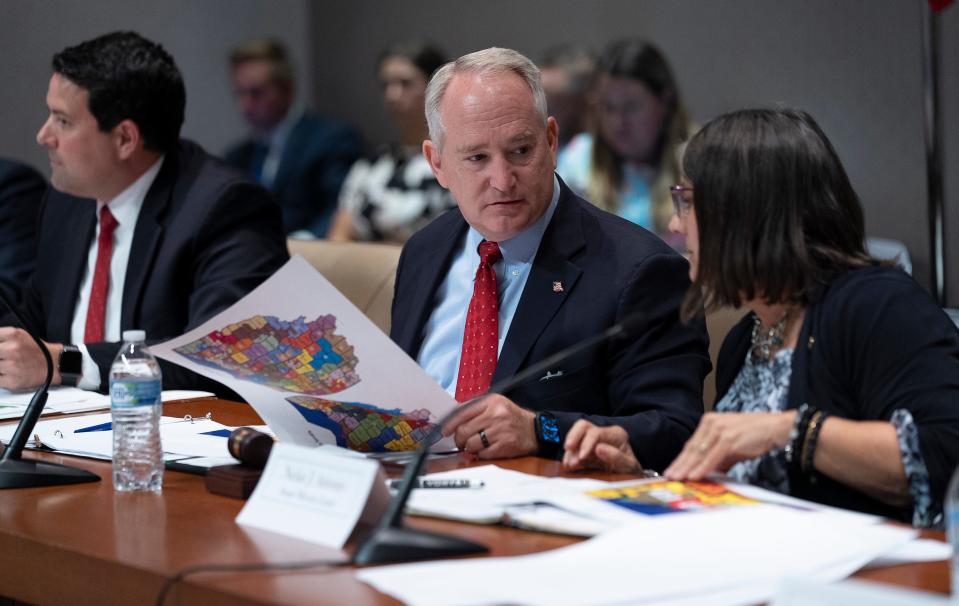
562 108 959 526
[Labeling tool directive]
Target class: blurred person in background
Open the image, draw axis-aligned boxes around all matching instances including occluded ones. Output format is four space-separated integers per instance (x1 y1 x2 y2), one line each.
557 38 691 249
328 40 455 244
225 39 364 238
0 158 46 305
537 43 596 166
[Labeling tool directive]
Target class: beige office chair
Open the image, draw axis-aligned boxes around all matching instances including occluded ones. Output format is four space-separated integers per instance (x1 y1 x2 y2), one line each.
287 239 402 334
704 306 747 409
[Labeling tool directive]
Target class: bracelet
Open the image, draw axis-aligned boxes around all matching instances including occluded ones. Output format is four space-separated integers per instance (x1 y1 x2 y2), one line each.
800 411 830 475
784 404 812 467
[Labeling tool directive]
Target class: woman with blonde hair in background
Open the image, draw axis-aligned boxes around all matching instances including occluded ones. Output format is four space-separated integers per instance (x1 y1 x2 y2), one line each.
557 38 691 249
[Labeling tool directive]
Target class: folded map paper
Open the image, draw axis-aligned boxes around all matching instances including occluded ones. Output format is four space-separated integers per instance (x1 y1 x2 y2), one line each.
152 256 457 452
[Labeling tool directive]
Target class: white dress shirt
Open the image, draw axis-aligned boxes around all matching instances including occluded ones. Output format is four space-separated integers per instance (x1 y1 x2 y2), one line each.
69 157 164 390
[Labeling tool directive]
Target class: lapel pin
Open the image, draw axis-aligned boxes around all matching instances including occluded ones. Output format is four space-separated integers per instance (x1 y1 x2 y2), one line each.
552 281 564 293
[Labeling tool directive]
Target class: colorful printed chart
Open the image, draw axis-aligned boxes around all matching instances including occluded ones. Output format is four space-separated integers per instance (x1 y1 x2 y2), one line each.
586 480 758 515
153 256 458 451
174 314 359 395
287 396 440 452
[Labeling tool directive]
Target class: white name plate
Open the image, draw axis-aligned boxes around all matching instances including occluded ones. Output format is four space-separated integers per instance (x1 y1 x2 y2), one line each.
236 442 390 548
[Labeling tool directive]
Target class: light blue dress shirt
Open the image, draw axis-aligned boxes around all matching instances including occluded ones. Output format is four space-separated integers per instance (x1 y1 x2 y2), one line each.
417 175 561 396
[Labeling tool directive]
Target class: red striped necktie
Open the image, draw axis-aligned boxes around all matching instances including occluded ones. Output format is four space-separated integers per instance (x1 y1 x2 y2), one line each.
84 205 118 343
454 241 502 403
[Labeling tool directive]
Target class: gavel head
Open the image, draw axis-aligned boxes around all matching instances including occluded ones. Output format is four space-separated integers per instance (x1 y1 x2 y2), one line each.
227 427 275 469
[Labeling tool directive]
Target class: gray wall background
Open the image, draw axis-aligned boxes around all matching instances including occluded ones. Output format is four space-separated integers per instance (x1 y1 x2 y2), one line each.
1 0 957 304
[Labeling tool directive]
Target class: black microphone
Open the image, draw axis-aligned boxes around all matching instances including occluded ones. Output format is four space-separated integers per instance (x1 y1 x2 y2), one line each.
352 309 646 565
0 291 99 487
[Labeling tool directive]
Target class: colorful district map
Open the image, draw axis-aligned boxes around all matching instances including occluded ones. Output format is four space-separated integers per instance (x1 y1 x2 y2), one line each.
287 396 440 452
586 481 758 516
174 314 360 395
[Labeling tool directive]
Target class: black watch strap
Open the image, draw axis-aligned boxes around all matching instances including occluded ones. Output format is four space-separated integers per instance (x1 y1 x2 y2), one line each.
58 344 82 386
534 411 562 459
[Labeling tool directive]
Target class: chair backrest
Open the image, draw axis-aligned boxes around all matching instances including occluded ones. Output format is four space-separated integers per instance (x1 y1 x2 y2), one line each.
287 239 402 334
704 306 747 409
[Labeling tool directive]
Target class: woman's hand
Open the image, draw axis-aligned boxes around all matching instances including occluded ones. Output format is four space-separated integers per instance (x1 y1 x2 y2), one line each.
664 411 795 480
562 420 644 474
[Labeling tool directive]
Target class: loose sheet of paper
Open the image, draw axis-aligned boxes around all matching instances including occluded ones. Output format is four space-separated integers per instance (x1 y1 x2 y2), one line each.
151 256 456 453
357 505 917 606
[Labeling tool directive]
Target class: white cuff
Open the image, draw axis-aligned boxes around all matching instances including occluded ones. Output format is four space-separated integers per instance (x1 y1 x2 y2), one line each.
75 344 102 392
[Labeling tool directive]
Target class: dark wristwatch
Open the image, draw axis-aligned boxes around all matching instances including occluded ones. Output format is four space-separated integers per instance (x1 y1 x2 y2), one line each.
534 411 562 459
58 344 82 386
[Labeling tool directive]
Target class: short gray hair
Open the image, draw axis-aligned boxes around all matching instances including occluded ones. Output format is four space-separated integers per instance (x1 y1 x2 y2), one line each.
425 47 548 148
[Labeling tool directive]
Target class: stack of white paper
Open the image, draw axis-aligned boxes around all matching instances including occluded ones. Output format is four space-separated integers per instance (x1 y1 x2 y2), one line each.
404 465 611 529
0 413 237 464
0 386 110 419
357 506 917 606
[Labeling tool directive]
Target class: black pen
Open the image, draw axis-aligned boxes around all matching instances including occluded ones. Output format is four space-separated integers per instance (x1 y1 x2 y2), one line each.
387 478 485 490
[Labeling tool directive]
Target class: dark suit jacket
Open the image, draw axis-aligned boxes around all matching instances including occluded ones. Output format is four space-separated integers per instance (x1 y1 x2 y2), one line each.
224 112 364 237
391 178 710 471
0 159 46 306
17 140 289 396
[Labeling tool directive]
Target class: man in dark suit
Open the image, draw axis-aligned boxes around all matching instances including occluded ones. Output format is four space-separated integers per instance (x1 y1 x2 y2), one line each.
391 48 709 471
0 159 46 306
224 39 364 238
0 31 288 396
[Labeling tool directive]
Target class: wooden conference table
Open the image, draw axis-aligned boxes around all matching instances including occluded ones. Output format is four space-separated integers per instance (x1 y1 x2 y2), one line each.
0 398 949 605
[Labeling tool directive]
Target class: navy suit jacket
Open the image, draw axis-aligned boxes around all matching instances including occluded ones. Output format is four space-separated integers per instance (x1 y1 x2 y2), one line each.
224 112 364 237
0 159 46 306
16 140 289 396
391 178 710 470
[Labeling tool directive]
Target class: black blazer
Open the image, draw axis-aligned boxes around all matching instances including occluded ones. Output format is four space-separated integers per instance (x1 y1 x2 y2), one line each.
17 140 289 395
391 178 710 470
715 266 959 520
0 159 46 306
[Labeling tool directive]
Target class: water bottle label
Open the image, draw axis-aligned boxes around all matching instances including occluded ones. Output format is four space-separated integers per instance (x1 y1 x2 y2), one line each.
110 380 161 408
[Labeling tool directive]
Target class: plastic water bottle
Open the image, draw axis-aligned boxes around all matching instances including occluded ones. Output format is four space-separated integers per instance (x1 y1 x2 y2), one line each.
110 330 163 492
948 465 959 596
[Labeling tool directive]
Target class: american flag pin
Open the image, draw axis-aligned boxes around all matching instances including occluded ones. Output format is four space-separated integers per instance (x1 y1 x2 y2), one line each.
552 281 564 293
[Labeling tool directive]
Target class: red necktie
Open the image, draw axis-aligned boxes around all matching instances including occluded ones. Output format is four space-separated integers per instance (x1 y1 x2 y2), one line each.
455 241 502 402
84 206 119 343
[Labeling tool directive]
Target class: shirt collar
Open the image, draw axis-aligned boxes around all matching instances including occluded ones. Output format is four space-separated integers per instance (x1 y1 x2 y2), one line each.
97 156 164 225
255 105 302 148
464 174 561 264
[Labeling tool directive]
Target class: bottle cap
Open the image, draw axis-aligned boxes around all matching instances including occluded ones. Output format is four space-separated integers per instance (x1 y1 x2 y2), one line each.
122 329 146 342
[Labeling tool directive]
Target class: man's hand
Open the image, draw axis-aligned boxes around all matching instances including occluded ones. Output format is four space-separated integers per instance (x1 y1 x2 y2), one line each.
0 327 63 391
664 411 795 481
443 394 537 459
562 419 644 474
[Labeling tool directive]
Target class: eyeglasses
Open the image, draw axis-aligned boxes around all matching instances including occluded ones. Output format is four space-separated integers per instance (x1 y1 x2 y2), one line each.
669 185 694 218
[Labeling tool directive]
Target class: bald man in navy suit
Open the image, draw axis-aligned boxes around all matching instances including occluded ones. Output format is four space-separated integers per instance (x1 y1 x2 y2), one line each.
390 48 708 472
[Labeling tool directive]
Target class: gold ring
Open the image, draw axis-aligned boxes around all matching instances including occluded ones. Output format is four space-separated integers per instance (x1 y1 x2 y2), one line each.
697 442 711 453
479 429 490 449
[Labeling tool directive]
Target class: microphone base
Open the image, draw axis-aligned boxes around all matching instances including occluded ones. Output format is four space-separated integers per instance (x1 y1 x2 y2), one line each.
353 525 487 565
0 458 100 489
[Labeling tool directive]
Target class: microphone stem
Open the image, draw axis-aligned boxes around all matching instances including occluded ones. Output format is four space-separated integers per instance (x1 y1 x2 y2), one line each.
0 290 54 462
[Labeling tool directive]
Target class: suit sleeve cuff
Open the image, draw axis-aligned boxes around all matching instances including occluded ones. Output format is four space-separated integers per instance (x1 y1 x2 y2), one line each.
76 344 102 392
